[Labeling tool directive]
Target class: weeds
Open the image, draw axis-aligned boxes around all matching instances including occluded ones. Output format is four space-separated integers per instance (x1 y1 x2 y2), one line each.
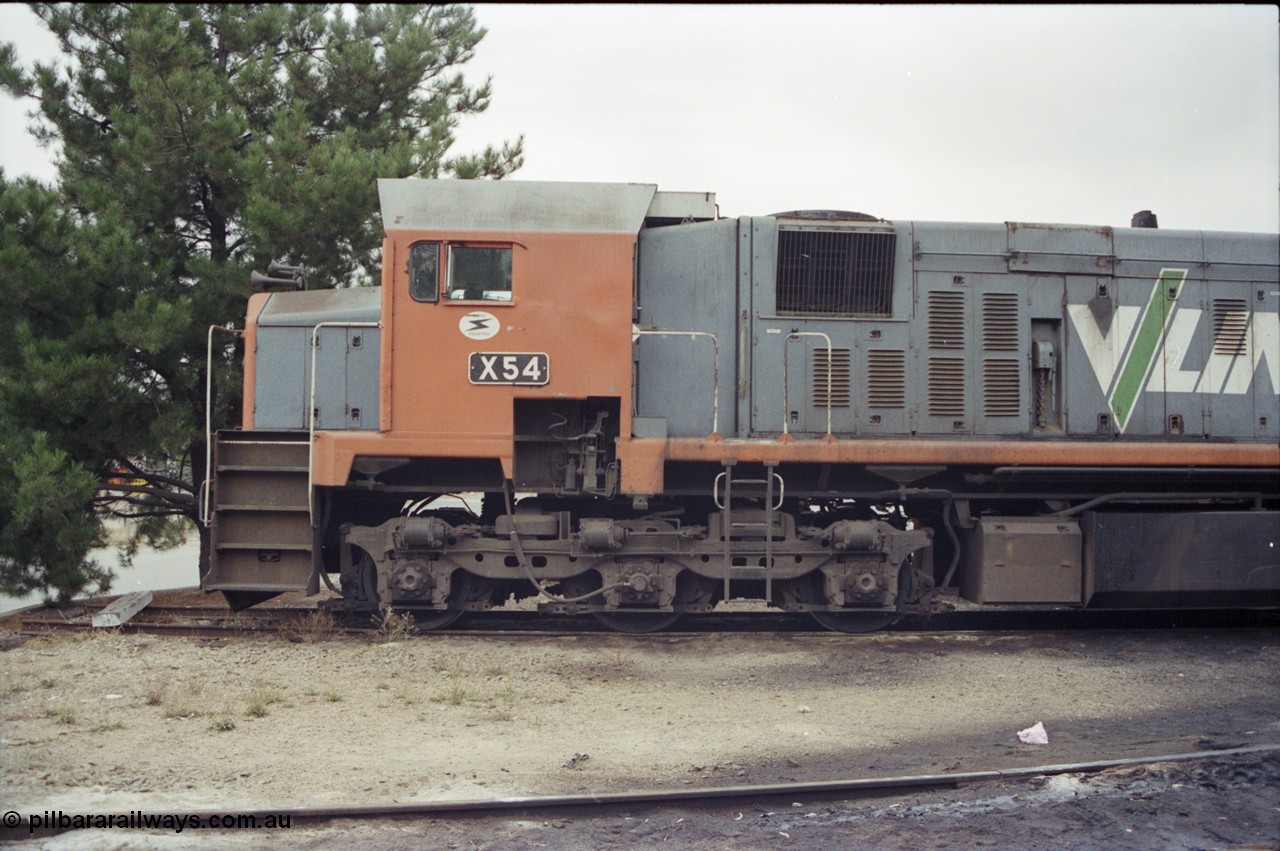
163 704 201 720
45 706 75 725
437 682 477 706
208 717 236 732
90 720 125 733
245 684 284 718
281 609 336 643
372 608 416 642
145 680 168 707
431 679 523 712
162 678 203 719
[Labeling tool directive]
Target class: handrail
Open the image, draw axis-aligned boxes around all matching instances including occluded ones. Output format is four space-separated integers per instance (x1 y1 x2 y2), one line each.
202 325 243 527
633 330 720 436
309 321 380 527
783 331 834 437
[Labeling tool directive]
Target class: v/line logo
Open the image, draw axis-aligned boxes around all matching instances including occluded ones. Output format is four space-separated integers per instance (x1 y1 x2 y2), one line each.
1066 268 1280 434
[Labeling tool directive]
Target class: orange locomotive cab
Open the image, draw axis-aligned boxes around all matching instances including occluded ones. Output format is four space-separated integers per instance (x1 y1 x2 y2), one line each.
310 180 712 496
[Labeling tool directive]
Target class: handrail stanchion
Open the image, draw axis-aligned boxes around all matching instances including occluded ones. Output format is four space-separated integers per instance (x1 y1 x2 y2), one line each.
203 325 243 527
632 330 720 436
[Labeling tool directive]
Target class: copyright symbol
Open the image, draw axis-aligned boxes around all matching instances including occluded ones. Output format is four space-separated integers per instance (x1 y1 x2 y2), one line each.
2 812 20 828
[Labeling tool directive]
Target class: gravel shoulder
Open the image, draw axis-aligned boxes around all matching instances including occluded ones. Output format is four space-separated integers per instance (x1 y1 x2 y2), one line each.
1 612 1277 848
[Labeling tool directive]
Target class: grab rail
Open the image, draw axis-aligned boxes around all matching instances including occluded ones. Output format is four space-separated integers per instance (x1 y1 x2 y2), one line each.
201 325 243 527
632 329 720 436
783 331 834 437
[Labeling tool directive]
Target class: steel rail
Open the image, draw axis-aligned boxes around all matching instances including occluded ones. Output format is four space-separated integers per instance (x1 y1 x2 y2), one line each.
10 744 1278 837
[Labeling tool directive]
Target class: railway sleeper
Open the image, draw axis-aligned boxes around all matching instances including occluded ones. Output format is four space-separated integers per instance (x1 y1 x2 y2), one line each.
329 513 936 628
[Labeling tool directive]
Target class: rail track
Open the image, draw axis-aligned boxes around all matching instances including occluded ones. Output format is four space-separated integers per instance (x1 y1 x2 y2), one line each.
5 596 1277 641
7 745 1278 839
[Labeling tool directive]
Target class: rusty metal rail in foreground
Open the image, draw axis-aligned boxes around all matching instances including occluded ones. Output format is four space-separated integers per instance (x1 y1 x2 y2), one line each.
5 744 1278 838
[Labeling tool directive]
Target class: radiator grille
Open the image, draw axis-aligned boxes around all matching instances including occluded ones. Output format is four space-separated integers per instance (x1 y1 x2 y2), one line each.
981 292 1020 351
1212 299 1249 356
982 359 1021 417
866 349 906 408
776 229 895 316
927 357 966 416
812 348 852 408
927 291 966 349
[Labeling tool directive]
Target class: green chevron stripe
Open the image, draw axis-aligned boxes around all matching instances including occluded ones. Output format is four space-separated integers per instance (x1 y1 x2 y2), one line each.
1109 268 1187 431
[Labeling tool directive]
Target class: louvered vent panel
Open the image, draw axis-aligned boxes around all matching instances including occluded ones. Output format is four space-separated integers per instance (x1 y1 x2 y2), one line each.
927 291 966 349
1212 299 1249 356
927 357 966 416
867 350 906 408
981 293 1020 351
812 348 852 408
982 359 1021 417
776 230 896 317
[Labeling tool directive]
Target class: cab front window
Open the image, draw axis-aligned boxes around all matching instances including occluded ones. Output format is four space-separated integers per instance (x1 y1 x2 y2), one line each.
448 245 512 302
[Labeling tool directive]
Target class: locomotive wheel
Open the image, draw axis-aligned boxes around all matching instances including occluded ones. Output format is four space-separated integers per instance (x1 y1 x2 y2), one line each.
592 611 683 634
558 572 683 634
349 556 492 631
403 570 496 632
809 609 901 634
781 570 902 634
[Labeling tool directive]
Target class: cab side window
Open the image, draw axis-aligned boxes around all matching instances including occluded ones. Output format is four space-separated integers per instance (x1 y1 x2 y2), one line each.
448 246 513 302
409 242 439 303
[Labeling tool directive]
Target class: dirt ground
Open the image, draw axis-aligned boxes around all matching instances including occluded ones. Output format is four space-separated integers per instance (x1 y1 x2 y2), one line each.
1 609 1277 849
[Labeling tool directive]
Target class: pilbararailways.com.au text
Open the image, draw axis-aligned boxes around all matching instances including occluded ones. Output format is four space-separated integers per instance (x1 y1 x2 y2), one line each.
5 810 291 834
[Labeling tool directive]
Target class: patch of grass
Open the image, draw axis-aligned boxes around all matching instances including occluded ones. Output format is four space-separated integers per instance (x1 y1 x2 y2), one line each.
245 683 285 718
90 720 126 733
163 704 201 720
325 690 343 703
281 609 336 643
494 683 520 707
162 683 204 720
145 680 168 707
39 677 57 690
45 706 76 725
208 717 236 732
372 608 416 642
436 682 477 707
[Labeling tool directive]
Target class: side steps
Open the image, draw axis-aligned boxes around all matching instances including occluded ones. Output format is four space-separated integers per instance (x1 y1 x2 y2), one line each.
203 432 318 606
715 461 783 602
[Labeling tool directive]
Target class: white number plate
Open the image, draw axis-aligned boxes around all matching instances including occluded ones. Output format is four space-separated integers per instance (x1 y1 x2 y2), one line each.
468 352 550 386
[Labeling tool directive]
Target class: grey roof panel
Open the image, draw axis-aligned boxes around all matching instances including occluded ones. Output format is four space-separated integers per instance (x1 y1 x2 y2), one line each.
378 179 659 234
257 287 382 327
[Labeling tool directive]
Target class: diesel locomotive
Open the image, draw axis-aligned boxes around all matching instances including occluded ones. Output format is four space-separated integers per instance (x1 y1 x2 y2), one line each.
200 179 1280 631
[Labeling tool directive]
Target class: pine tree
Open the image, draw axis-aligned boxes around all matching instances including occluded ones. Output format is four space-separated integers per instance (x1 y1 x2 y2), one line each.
0 4 522 600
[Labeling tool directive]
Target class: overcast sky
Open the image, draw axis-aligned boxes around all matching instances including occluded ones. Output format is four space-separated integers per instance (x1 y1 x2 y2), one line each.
3 4 1277 232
